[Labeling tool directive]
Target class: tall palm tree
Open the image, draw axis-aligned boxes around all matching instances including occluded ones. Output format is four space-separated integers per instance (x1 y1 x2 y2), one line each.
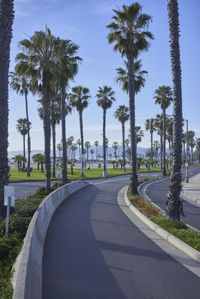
77 138 81 157
114 105 129 171
145 118 156 161
85 141 91 163
55 38 81 183
96 86 115 178
107 3 153 194
94 140 99 160
154 85 173 175
0 0 14 218
68 86 91 176
167 0 183 220
15 27 57 192
10 72 32 176
155 114 164 168
16 118 30 169
112 142 119 161
116 60 147 94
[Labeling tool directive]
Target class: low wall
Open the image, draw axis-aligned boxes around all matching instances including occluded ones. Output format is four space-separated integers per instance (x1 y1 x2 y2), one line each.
13 180 89 299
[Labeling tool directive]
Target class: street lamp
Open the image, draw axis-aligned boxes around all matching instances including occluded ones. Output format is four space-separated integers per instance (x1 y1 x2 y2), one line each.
185 119 189 183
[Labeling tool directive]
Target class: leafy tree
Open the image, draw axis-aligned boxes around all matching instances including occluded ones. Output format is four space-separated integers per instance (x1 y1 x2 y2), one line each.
68 86 91 176
107 3 153 193
16 118 31 170
167 0 183 220
0 0 14 218
10 72 32 176
114 105 129 171
154 85 173 175
96 86 115 177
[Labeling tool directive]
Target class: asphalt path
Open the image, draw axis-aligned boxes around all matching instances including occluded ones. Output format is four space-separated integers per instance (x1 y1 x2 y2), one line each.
9 181 47 200
8 171 160 200
43 175 200 299
145 166 200 230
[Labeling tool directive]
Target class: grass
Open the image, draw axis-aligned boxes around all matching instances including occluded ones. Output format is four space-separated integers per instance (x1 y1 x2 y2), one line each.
128 187 200 252
9 166 161 181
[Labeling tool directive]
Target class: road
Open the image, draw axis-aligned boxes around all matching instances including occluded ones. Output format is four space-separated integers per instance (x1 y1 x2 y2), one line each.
43 175 200 299
145 166 200 230
9 171 160 200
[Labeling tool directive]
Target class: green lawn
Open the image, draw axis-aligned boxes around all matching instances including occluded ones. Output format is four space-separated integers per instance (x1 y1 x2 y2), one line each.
9 166 161 181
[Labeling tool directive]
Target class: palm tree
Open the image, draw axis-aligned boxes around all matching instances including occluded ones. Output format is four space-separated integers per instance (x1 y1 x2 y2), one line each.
167 0 183 220
32 153 45 172
135 126 144 145
16 118 30 170
15 27 57 192
70 143 77 160
68 86 91 176
155 114 164 168
187 130 195 164
10 72 32 176
96 86 115 178
195 138 200 163
116 60 147 94
90 149 94 160
55 38 81 183
107 3 153 194
94 140 99 160
114 105 129 172
13 155 26 172
145 118 156 161
77 138 81 157
0 0 14 218
112 142 119 161
154 85 173 175
85 141 91 163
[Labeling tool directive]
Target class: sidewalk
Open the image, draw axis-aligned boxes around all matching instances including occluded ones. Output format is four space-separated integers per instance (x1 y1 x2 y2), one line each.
182 173 200 205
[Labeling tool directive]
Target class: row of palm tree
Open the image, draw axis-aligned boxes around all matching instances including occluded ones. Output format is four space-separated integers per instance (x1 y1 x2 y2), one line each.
0 1 185 221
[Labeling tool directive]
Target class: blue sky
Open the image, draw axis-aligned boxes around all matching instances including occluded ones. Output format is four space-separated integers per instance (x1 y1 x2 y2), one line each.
9 0 200 152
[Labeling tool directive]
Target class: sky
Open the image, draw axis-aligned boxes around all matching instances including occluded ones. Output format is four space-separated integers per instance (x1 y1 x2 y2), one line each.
8 0 200 152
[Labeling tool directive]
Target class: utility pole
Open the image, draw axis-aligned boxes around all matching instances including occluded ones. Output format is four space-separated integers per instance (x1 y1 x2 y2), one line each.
185 119 189 183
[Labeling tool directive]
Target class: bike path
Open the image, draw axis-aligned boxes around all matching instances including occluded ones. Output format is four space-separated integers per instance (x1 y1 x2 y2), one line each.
43 177 200 299
145 167 200 230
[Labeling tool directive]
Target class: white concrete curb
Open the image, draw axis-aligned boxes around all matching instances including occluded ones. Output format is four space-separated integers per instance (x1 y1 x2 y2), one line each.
12 180 89 299
124 186 200 264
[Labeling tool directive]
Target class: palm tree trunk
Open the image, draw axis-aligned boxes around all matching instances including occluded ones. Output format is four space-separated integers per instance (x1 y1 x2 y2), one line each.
23 134 26 169
122 122 126 172
0 0 14 218
167 0 183 220
79 110 84 176
150 131 153 161
43 74 51 193
52 122 56 178
25 92 31 177
61 88 67 184
103 109 107 177
160 134 163 169
163 109 167 175
128 55 138 194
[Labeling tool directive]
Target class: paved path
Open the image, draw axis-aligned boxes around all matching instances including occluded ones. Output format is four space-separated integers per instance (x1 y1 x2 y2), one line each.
182 173 200 205
144 166 200 230
9 181 47 200
43 176 200 299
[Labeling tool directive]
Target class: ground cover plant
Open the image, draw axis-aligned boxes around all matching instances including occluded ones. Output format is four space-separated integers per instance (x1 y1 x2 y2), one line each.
0 187 49 298
128 184 200 252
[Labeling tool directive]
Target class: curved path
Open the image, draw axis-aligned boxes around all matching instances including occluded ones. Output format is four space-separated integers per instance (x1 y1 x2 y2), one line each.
145 166 200 230
43 176 200 299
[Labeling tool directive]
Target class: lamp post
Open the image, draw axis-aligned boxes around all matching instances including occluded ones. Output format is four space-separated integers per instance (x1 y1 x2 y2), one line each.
185 119 189 183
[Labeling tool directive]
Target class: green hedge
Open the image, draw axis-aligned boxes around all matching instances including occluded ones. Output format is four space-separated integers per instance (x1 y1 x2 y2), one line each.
0 187 48 298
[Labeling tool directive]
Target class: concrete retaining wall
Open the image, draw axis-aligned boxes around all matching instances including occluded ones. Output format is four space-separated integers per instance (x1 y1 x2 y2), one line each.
12 180 89 299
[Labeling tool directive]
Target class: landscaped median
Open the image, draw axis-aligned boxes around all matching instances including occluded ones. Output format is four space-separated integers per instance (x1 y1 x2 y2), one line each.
125 182 200 261
0 180 89 299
